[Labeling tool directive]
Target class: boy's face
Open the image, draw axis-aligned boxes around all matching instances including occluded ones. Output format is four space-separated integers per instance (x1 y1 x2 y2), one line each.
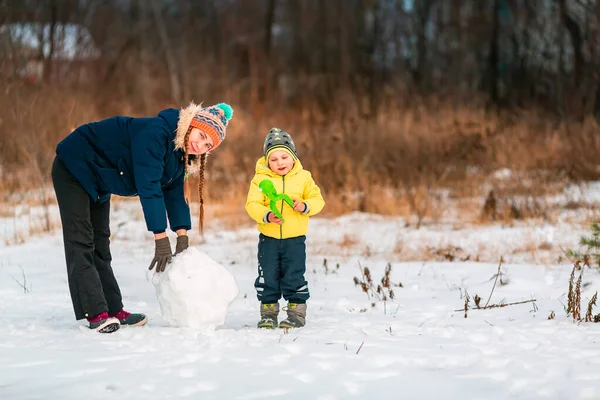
268 150 294 176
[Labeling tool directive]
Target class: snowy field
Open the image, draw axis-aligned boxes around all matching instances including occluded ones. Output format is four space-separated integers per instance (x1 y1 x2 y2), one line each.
1 183 600 400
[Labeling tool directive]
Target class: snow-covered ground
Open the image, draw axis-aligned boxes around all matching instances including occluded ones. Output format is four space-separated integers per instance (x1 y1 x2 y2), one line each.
1 182 600 399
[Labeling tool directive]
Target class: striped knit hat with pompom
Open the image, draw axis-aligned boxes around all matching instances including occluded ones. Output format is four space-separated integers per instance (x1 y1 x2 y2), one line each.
189 103 233 150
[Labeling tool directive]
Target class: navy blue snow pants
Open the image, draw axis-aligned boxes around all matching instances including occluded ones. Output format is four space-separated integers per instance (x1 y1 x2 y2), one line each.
254 234 309 304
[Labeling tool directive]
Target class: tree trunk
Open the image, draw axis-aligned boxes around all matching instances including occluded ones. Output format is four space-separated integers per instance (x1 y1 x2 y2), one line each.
489 0 500 105
413 0 433 90
262 0 277 103
557 4 565 119
150 0 182 104
559 0 583 88
42 2 58 84
595 1 600 117
138 0 151 113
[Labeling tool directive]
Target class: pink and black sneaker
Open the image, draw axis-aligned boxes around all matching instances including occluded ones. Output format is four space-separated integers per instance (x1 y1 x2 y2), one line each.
87 312 120 333
110 309 148 327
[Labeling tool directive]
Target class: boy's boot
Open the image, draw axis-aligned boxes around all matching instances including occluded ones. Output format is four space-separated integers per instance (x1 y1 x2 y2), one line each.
87 312 120 333
110 309 148 327
257 303 279 329
279 303 306 328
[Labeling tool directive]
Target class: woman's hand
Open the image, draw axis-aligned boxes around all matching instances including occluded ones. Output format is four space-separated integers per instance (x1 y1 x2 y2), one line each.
174 232 189 256
292 198 306 212
149 237 172 273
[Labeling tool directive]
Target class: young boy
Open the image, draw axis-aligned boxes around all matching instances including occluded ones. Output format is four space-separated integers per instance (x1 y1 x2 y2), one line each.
245 128 325 328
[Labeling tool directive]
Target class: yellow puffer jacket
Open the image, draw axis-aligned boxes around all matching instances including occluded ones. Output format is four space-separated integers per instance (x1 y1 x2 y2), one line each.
245 157 325 239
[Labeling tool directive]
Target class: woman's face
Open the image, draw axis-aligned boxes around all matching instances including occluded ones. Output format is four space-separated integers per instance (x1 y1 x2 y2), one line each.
188 128 214 155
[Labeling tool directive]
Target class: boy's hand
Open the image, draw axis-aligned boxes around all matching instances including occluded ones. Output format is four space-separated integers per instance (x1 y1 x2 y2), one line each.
292 198 306 212
267 212 283 225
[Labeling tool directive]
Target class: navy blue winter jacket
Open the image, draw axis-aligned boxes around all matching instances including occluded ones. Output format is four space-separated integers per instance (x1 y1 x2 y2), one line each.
55 108 190 233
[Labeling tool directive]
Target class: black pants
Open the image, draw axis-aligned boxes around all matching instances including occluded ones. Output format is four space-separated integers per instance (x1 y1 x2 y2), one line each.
254 234 309 304
51 157 123 320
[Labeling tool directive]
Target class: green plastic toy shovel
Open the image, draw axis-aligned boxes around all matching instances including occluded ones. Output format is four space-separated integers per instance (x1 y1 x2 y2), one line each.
258 179 294 222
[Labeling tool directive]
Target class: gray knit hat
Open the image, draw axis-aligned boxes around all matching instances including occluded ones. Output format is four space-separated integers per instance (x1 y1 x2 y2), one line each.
263 128 297 159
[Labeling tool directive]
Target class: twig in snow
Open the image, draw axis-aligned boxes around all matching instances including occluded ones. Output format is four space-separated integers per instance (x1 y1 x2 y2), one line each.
485 261 502 308
279 331 288 342
484 320 494 326
531 301 538 312
12 265 30 294
455 298 537 312
356 341 364 354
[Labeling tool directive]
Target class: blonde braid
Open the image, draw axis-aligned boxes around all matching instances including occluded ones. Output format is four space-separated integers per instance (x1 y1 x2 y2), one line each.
183 126 193 206
198 153 207 235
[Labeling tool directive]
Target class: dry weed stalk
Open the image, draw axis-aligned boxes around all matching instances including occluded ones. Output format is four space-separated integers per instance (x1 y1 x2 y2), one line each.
573 267 583 321
464 290 470 318
474 294 482 309
585 292 598 322
548 311 555 320
566 265 576 315
322 258 339 275
565 260 597 322
353 261 403 304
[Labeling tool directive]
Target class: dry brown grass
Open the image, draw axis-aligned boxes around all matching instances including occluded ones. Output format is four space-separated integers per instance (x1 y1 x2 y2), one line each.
2 82 599 226
206 189 254 231
337 233 359 248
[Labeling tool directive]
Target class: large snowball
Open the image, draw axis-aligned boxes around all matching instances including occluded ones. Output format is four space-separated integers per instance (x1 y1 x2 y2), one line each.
152 247 239 330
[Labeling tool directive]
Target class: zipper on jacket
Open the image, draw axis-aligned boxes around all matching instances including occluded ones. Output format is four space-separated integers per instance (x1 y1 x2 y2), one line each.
280 175 285 239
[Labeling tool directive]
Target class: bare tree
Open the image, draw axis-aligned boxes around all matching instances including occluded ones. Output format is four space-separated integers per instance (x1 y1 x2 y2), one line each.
150 0 182 104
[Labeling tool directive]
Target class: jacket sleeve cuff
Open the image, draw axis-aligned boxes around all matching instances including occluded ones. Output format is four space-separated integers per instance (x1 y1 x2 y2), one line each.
263 211 272 223
301 203 310 214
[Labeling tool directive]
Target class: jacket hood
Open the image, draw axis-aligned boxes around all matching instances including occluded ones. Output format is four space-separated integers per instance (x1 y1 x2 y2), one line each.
159 103 205 175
